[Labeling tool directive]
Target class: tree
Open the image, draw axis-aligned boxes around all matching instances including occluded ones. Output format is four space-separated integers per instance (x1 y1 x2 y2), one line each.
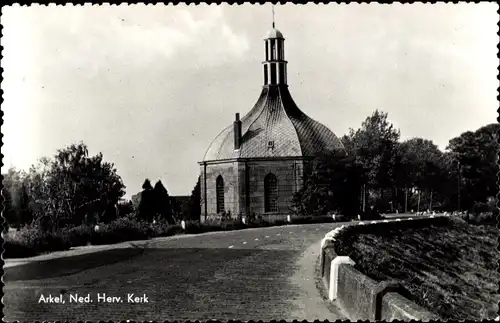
188 176 201 221
341 110 400 211
292 152 362 218
153 180 174 224
117 200 135 218
18 182 33 225
438 151 461 211
2 167 33 228
26 143 126 230
142 179 153 190
131 193 141 211
138 178 155 222
2 187 16 229
446 123 499 211
170 197 182 222
396 138 445 212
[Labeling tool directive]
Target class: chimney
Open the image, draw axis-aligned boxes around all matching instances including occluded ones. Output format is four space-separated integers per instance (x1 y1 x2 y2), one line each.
234 113 242 150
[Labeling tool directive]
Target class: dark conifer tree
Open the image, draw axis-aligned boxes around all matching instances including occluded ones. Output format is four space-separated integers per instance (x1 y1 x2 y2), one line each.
138 178 155 222
153 180 174 224
189 176 201 221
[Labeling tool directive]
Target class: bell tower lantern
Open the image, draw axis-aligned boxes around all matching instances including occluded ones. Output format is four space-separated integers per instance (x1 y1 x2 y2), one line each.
263 19 287 86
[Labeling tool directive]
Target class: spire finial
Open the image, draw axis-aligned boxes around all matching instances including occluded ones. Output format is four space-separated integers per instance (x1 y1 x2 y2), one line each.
272 4 275 28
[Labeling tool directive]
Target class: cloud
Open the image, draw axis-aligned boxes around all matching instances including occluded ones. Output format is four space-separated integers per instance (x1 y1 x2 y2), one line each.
1 4 250 178
1 3 496 196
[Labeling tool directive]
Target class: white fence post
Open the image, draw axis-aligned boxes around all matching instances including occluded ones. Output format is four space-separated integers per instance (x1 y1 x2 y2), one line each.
329 256 355 301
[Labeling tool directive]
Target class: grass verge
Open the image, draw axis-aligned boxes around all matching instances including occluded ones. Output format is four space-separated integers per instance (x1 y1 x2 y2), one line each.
334 217 499 320
3 214 337 259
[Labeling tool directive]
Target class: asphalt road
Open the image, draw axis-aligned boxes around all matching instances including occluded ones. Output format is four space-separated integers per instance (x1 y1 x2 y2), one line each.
3 222 348 322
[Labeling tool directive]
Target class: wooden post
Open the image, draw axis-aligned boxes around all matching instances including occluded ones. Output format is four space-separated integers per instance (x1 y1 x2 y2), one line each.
394 187 398 212
404 184 408 213
429 189 433 212
417 190 421 213
360 185 363 212
362 184 366 213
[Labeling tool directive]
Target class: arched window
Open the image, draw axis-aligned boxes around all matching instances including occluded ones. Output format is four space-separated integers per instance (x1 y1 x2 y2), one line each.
216 175 225 214
264 173 278 212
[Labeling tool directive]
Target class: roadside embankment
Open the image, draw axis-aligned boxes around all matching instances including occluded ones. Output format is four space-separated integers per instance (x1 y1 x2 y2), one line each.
319 216 449 321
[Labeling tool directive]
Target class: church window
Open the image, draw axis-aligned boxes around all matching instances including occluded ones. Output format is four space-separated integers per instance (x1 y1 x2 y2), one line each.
264 64 269 84
216 175 225 214
264 173 278 212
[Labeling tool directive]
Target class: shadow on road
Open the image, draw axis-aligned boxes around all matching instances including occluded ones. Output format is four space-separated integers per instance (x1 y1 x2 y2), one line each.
4 248 145 282
4 247 307 321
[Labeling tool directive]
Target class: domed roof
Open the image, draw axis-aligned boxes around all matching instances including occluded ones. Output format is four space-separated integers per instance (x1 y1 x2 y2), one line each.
202 85 345 162
265 28 284 39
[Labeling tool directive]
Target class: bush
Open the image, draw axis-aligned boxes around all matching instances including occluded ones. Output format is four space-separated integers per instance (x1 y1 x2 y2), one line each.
245 214 272 227
182 220 201 233
151 221 183 237
3 226 71 258
221 219 247 231
461 201 498 226
182 218 253 233
358 207 383 220
89 218 151 245
291 216 314 224
65 225 94 247
470 202 491 215
330 212 348 222
460 212 497 226
273 219 287 226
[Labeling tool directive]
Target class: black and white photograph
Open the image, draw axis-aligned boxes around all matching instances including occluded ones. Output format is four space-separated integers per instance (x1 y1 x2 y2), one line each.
1 3 499 322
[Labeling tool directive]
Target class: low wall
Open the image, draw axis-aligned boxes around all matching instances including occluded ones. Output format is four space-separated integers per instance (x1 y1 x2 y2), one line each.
381 291 439 321
319 216 445 321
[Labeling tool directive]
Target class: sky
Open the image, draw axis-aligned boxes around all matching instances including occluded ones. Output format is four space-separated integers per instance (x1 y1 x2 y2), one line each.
1 3 498 198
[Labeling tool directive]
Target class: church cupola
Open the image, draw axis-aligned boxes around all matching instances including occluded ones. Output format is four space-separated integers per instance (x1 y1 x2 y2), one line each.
263 23 287 86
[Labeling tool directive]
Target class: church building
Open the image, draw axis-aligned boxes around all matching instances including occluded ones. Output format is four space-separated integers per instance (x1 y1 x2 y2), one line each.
198 24 345 222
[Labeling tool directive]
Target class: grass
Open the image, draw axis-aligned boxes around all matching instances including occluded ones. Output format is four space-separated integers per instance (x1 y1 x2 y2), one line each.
3 227 72 258
4 210 349 260
334 217 499 320
3 218 184 259
3 214 337 259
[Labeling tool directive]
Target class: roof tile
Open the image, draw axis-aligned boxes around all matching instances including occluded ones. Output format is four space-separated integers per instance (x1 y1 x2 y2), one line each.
202 85 345 161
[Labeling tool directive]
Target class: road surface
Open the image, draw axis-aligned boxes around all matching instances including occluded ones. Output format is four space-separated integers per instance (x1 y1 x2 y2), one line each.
3 222 348 321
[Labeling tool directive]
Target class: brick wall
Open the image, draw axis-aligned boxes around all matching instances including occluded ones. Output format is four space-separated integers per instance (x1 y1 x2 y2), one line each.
246 159 303 215
203 162 238 218
200 158 308 222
